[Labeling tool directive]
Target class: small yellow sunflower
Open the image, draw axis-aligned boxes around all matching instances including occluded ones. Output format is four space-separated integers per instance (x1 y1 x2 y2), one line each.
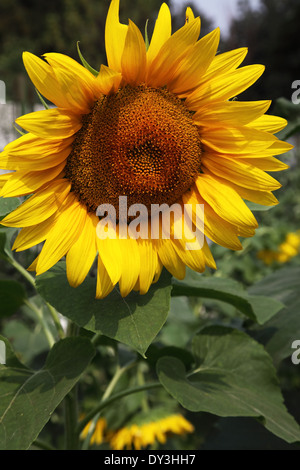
0 0 292 298
258 230 300 265
109 413 194 450
80 416 107 446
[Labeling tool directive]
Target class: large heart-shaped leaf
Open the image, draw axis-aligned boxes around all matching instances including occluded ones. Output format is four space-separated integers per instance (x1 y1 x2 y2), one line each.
172 277 283 324
157 326 300 444
36 262 172 356
249 266 300 365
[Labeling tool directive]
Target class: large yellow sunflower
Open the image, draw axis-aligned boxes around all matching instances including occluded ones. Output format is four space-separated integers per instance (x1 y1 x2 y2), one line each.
0 0 292 298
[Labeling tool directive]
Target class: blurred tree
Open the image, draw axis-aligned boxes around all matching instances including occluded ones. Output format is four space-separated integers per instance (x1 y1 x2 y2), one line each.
0 0 215 105
0 0 169 102
172 1 214 37
224 0 300 103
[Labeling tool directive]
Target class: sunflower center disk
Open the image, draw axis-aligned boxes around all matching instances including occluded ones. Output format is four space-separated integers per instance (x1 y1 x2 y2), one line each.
65 85 202 218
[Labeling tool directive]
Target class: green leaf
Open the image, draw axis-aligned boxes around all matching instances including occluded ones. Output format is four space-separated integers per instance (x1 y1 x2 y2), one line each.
245 201 275 212
0 335 27 369
157 326 300 444
77 41 99 77
0 337 95 450
0 197 21 218
0 280 26 318
172 277 283 325
35 88 49 109
145 19 150 51
13 125 26 136
36 262 172 356
249 267 300 365
157 297 197 348
0 227 17 261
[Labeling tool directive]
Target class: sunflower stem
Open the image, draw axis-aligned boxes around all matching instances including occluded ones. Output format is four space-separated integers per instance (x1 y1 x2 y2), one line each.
145 19 150 51
80 360 136 449
64 321 80 450
8 255 65 340
45 302 65 339
8 256 36 288
137 364 150 413
24 298 56 348
76 382 162 435
64 387 80 450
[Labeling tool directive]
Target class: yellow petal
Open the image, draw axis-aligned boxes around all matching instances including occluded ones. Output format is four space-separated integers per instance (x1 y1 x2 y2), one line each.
183 187 242 250
97 228 122 287
202 153 282 191
136 239 158 295
12 214 57 251
196 173 258 228
66 212 98 287
1 179 71 227
3 132 72 156
22 52 73 109
255 140 294 157
95 65 122 95
247 114 288 133
170 205 216 271
155 239 186 280
105 0 128 72
0 172 14 189
186 64 265 109
185 7 195 23
44 52 97 95
168 28 220 95
238 225 256 238
2 132 72 155
203 168 279 206
1 133 72 171
96 256 115 299
118 237 141 297
171 237 206 273
121 20 147 85
201 126 277 154
200 47 248 83
202 238 217 269
44 52 102 113
240 156 289 172
147 3 172 66
15 109 81 139
193 100 271 127
153 257 163 283
27 254 40 272
36 194 87 275
0 161 65 198
147 17 201 87
0 144 71 171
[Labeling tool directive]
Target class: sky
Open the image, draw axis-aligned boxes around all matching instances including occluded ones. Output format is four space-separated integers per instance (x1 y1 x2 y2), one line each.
172 0 261 37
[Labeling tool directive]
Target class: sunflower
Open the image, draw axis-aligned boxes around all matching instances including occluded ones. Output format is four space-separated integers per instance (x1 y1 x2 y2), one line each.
80 416 107 446
0 0 292 298
257 230 300 265
109 413 194 450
